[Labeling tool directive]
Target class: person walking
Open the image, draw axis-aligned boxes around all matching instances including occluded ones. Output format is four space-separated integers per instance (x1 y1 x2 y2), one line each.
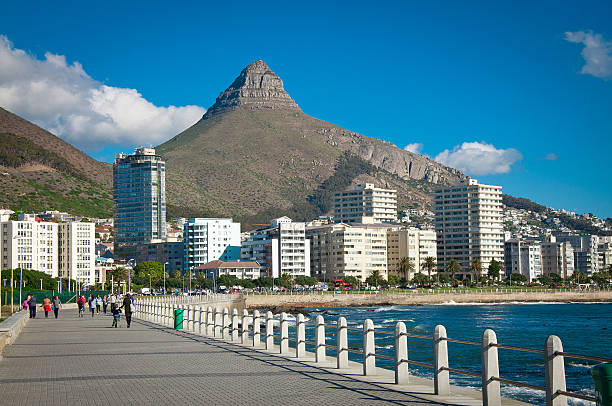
27 294 37 318
52 296 61 319
119 293 133 328
88 294 95 317
95 295 102 313
102 295 108 314
111 303 120 328
42 296 52 318
77 295 85 317
23 294 31 311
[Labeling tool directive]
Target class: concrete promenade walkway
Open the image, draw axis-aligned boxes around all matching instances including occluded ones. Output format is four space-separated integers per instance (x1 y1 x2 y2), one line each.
0 311 527 405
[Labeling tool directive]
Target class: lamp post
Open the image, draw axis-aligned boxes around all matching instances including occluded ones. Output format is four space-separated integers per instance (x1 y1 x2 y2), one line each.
163 262 168 295
128 259 134 293
19 268 22 309
10 269 13 314
40 279 43 290
149 272 152 294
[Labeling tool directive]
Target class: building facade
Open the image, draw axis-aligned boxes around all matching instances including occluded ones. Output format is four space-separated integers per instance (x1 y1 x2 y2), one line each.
58 222 96 286
504 239 542 282
552 232 600 276
434 178 504 278
541 237 575 279
1 214 58 276
196 260 261 281
241 217 310 278
113 148 166 259
387 228 437 280
183 218 240 273
333 183 397 224
136 239 184 274
307 222 389 282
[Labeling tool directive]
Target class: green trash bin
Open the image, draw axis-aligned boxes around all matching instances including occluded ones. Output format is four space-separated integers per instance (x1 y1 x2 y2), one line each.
592 363 612 406
174 308 184 329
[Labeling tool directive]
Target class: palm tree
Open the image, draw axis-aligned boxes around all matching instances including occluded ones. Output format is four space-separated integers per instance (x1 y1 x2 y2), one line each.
446 260 461 287
423 257 437 284
470 260 482 285
399 257 415 281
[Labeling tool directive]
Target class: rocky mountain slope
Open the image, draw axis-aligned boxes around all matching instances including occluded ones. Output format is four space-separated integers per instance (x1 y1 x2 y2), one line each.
158 60 463 225
0 108 113 217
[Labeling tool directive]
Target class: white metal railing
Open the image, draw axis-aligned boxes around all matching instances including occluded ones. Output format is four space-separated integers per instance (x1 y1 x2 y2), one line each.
133 299 609 406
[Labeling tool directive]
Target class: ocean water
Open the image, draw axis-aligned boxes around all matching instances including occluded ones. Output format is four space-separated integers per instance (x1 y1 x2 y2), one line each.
295 303 611 405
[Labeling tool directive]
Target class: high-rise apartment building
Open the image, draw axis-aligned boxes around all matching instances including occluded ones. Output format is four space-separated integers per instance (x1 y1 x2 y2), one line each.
434 178 503 278
333 183 397 224
1 214 58 276
504 238 541 282
541 236 575 279
183 218 240 272
241 217 310 278
113 148 166 259
58 222 96 286
552 232 600 276
307 223 389 282
387 228 437 280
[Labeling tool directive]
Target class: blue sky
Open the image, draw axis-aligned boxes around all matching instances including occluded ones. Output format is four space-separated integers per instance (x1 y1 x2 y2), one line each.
1 1 611 217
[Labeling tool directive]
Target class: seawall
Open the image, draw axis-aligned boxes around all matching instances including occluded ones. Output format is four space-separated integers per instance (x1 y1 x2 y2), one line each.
245 290 612 310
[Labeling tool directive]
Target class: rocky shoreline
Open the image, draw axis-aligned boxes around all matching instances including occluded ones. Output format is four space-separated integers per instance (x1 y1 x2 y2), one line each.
245 291 612 312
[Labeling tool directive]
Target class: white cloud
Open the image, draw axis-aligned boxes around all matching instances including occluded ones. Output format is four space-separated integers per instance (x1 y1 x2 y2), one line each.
404 143 423 153
543 153 558 161
435 142 522 176
565 30 612 80
0 35 205 151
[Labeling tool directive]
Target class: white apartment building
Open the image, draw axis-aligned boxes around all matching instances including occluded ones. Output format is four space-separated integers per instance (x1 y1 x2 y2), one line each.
387 228 437 280
58 222 96 286
333 183 397 224
504 239 542 282
541 237 575 279
1 214 58 276
434 178 504 278
183 218 241 272
307 223 389 282
241 217 310 278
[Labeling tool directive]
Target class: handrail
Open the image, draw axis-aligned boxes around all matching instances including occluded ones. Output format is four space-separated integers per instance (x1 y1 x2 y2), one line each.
556 389 596 402
493 343 545 354
442 366 481 378
492 377 546 392
555 351 612 363
443 337 480 346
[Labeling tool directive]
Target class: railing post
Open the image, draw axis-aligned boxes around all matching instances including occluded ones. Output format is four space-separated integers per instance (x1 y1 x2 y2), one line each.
232 309 239 341
266 311 274 350
482 329 501 406
198 306 208 334
363 319 375 375
545 335 567 406
280 312 289 354
188 305 194 331
207 307 214 336
296 314 305 358
194 306 201 333
434 324 450 395
395 322 409 385
242 309 249 344
223 308 230 339
253 310 261 347
315 315 326 363
337 317 348 369
214 307 222 337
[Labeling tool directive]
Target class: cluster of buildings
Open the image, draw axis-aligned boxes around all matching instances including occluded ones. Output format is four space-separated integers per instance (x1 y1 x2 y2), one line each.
4 147 608 289
0 211 98 286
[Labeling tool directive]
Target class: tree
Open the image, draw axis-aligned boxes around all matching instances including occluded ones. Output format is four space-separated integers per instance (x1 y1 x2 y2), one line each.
365 270 386 288
387 274 401 287
399 257 415 281
570 271 588 285
411 272 429 287
172 270 181 279
446 260 461 287
549 273 563 286
470 260 482 284
240 279 256 289
256 276 274 288
592 271 611 286
217 274 240 288
342 275 360 288
438 273 450 284
537 274 552 286
423 257 436 284
133 261 163 279
488 260 501 282
510 273 527 285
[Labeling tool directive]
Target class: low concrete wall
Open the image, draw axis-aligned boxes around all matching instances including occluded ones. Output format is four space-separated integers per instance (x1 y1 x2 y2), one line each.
245 290 612 309
0 310 29 359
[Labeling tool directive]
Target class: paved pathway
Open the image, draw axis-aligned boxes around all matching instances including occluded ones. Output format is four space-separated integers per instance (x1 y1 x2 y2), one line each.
0 311 516 405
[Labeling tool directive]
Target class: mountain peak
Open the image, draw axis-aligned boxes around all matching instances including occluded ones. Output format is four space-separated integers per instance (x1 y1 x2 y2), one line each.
205 60 300 116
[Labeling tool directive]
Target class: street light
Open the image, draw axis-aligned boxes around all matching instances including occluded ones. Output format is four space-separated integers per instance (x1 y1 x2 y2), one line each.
128 258 134 293
163 262 168 295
